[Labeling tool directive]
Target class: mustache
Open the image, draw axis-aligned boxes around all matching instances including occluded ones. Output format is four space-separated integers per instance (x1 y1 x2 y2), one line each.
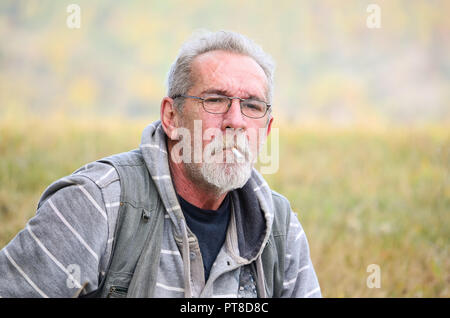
206 132 252 162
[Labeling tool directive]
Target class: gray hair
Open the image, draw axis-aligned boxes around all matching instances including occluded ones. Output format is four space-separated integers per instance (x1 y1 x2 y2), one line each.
167 30 275 110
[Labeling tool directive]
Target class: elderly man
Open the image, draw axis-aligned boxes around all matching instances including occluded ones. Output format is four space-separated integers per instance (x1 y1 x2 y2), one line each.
0 31 321 298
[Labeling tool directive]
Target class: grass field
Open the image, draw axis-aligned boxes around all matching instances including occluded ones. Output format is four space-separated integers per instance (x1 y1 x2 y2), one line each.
0 114 449 297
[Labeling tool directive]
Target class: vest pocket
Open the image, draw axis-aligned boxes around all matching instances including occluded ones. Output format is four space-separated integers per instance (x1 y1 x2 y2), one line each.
107 285 128 298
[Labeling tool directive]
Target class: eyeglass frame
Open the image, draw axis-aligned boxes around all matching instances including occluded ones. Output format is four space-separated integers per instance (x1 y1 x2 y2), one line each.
171 94 272 119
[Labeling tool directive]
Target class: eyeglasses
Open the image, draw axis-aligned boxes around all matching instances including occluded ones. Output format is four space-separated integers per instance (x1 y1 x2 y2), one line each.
172 94 271 119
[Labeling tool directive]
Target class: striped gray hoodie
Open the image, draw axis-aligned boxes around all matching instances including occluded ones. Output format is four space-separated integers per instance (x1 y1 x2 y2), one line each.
0 120 321 298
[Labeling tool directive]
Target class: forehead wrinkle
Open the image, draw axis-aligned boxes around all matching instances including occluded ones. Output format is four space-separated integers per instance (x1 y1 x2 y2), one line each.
197 69 267 101
190 51 268 100
200 88 265 102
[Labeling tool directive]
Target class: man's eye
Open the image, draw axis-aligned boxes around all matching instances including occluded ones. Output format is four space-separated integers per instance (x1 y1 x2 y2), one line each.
206 98 226 103
244 102 263 111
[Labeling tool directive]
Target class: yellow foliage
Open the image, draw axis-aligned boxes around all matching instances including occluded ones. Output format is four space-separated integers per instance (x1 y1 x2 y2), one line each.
67 77 98 108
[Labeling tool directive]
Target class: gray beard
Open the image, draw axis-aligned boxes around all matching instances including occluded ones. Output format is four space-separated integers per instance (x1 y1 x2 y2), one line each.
201 160 253 194
184 159 253 195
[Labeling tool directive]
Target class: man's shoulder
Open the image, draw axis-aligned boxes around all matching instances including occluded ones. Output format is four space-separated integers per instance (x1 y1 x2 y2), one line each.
270 189 291 208
71 148 144 188
250 168 292 214
38 158 121 209
97 148 144 167
269 189 293 232
72 160 120 188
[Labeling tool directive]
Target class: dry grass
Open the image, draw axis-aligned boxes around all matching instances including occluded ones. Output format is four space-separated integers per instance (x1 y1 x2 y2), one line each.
1 114 449 297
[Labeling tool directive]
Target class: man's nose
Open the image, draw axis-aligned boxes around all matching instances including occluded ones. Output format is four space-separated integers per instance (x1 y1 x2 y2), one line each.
222 99 247 130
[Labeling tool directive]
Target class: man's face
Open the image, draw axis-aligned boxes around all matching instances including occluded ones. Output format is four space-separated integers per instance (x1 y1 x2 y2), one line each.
174 50 273 192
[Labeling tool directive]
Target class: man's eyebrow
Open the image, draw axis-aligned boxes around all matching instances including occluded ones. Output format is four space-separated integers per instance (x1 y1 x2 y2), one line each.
200 88 265 101
200 88 230 96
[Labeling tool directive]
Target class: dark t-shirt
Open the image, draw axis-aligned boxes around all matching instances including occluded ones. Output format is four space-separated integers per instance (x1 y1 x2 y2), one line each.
177 193 231 281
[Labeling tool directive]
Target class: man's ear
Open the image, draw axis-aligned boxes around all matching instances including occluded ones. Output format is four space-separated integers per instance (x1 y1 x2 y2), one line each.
160 97 180 140
266 116 274 136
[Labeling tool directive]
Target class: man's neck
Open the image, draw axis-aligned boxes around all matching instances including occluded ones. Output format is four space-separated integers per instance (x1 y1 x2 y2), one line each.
167 142 227 210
